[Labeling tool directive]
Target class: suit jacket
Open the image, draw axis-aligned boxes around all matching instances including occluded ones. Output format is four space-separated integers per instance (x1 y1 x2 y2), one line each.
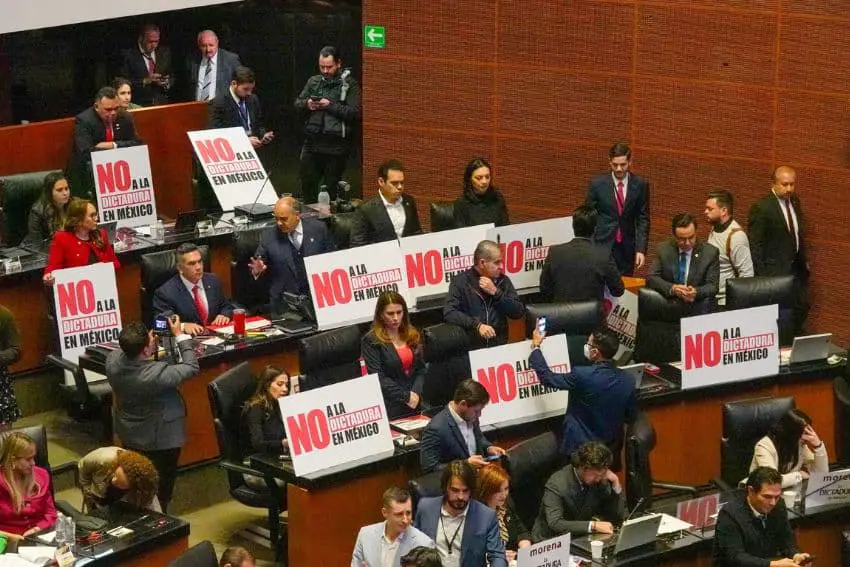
351 522 435 567
586 173 650 254
120 46 173 106
414 497 507 567
72 107 141 168
350 194 422 247
105 338 199 450
747 192 808 279
419 406 492 473
539 237 625 302
241 403 287 456
152 273 233 325
44 229 120 275
647 239 720 303
712 489 798 567
188 48 241 101
209 91 267 138
531 465 625 542
361 330 426 420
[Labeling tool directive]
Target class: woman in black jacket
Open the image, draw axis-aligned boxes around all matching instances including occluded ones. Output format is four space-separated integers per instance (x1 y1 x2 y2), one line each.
453 157 510 228
242 365 291 455
361 291 426 419
476 463 532 562
23 171 70 247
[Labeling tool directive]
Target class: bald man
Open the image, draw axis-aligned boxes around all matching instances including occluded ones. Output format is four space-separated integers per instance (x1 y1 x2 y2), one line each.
748 166 810 334
248 197 335 313
188 29 241 102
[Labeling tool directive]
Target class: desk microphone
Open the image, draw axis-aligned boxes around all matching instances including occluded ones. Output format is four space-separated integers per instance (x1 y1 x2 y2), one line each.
623 497 646 524
234 169 275 218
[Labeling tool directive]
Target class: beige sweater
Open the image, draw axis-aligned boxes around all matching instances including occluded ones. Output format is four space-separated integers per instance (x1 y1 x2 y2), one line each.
749 436 828 488
78 446 161 513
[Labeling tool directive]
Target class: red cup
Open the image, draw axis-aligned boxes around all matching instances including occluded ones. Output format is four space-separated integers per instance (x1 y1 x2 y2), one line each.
233 308 246 336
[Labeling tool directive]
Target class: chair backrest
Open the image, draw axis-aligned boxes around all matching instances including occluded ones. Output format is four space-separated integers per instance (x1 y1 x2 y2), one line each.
624 411 656 511
422 323 473 407
634 288 689 363
166 540 218 567
834 376 850 467
429 200 457 232
0 169 61 246
726 275 796 346
230 227 269 312
525 301 602 365
0 425 50 472
140 245 210 326
720 396 795 487
843 530 850 567
408 470 444 513
505 431 562 529
297 325 364 391
207 362 256 487
327 212 357 250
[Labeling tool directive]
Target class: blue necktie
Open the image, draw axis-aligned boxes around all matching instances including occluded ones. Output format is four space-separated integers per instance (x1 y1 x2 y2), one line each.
677 252 687 284
238 100 249 132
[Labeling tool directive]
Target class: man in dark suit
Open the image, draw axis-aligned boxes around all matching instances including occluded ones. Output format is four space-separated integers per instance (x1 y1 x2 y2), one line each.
120 24 173 106
153 242 233 336
350 159 422 246
647 212 720 316
105 316 199 512
748 166 810 334
209 66 274 149
531 441 625 542
188 30 241 102
414 460 507 567
540 204 625 302
713 466 810 567
248 196 335 314
529 326 636 460
419 379 505 473
586 142 650 276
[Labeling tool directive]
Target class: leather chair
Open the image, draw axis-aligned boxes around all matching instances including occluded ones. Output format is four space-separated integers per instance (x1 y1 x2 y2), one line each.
1 425 52 497
297 325 364 391
843 531 850 567
719 396 796 488
634 288 692 364
166 540 218 567
327 212 357 250
422 323 473 407
429 200 457 232
230 227 269 313
207 362 284 553
726 275 795 347
0 169 61 246
525 301 602 366
408 470 443 513
140 245 210 326
45 354 113 443
834 375 850 466
505 431 562 529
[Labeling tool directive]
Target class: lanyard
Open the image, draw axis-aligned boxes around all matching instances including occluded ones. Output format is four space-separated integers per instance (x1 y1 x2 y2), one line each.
440 514 464 555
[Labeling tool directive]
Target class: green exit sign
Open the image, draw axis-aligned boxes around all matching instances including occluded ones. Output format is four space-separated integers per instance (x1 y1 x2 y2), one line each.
364 25 385 48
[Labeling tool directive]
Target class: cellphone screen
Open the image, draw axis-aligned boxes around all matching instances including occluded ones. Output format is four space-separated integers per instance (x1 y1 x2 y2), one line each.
537 317 547 334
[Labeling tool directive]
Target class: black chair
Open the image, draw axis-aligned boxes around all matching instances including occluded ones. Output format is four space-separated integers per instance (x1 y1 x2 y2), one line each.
327 212 357 249
634 288 691 364
429 200 457 232
834 375 850 467
505 431 561 529
0 169 62 246
230 227 269 312
297 325 364 391
45 354 113 443
843 531 850 567
525 301 602 366
140 245 210 326
1 424 52 497
207 362 284 553
422 323 473 407
719 396 796 488
408 470 443 513
726 275 796 347
166 540 218 567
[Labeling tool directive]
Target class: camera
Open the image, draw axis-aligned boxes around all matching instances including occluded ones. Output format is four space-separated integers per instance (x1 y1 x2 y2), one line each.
331 180 356 214
153 311 174 336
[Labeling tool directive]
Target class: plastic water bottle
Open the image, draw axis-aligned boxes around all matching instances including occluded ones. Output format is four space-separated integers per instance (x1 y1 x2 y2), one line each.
65 517 76 552
317 185 330 207
154 219 165 241
54 512 67 547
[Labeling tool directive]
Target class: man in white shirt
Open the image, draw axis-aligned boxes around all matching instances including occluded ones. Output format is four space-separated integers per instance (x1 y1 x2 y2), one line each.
350 160 422 246
704 189 754 306
351 487 434 567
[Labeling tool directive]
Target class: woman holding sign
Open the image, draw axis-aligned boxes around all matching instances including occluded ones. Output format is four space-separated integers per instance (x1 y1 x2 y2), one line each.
361 291 426 420
750 408 828 488
22 171 71 248
42 198 120 284
475 463 531 562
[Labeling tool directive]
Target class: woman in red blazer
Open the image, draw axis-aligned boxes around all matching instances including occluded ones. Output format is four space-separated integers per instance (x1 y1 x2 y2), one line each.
43 198 120 284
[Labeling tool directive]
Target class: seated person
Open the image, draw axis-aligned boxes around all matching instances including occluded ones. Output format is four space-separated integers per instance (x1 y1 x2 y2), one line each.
153 242 233 335
713 466 811 567
78 446 160 512
749 408 828 489
0 432 56 541
362 291 426 420
241 365 290 456
419 379 505 473
475 464 531 562
539 205 624 303
350 159 422 247
112 77 142 111
443 239 524 346
453 157 510 228
400 546 442 567
647 212 719 315
22 171 71 248
531 441 624 542
351 487 434 567
220 546 255 567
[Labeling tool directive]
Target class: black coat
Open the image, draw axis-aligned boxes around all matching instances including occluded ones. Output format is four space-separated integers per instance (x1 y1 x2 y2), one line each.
647 240 720 303
350 194 422 247
748 193 808 279
209 91 267 138
443 268 524 346
241 403 287 456
72 107 141 165
453 186 510 228
539 237 624 302
120 46 173 106
712 489 798 566
586 173 650 255
360 330 426 420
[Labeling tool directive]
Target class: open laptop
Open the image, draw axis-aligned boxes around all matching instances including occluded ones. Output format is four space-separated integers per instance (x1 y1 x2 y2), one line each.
620 363 646 388
780 333 832 365
173 209 214 233
573 513 662 557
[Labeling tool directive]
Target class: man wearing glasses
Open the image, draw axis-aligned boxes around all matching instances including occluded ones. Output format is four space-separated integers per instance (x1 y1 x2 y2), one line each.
350 159 422 247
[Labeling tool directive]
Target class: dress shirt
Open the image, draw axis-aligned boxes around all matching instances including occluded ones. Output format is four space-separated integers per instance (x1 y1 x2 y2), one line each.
772 190 799 251
180 274 208 318
289 220 303 250
197 52 218 100
448 403 476 457
437 504 467 567
677 247 693 283
380 524 401 567
230 87 251 133
379 191 406 239
611 172 629 202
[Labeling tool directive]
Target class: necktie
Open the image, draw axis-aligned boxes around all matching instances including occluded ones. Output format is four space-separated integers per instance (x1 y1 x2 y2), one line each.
200 59 212 101
290 230 301 251
144 54 155 75
783 199 798 252
677 252 687 284
238 100 249 132
615 181 625 243
193 285 208 325
104 122 114 143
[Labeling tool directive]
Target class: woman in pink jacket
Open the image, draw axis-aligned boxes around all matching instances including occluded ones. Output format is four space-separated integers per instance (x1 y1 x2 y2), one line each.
0 432 56 539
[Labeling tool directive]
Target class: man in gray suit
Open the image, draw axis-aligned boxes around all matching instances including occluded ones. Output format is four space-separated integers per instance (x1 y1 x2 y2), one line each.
106 316 199 512
188 30 242 102
351 487 434 567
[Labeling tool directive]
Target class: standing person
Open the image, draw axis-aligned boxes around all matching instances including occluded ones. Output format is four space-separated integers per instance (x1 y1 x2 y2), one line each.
209 66 274 150
704 189 753 307
749 408 828 489
22 171 71 247
0 432 56 540
350 160 422 247
112 77 142 111
0 306 21 430
586 142 650 276
748 166 810 334
453 157 510 228
105 316 200 512
351 487 434 567
120 24 173 107
475 464 531 562
295 46 361 204
188 30 241 102
77 447 160 513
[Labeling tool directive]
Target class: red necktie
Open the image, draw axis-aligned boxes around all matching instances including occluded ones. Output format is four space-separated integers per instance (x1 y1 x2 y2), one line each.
615 181 625 243
104 122 113 143
193 285 208 325
145 55 155 75
783 199 798 252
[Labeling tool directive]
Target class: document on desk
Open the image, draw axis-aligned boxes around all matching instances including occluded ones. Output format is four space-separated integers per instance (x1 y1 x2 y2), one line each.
210 317 272 335
657 512 693 535
0 546 58 566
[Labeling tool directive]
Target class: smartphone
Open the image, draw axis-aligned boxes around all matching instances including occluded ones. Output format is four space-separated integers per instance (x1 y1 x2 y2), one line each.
309 95 322 101
537 317 547 334
485 454 502 462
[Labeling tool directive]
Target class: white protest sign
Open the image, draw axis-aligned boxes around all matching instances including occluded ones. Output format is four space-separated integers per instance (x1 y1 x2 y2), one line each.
604 288 638 365
187 127 276 211
305 240 407 329
680 304 779 390
52 263 122 364
803 469 850 514
90 145 158 228
471 335 570 428
279 374 394 478
518 533 571 567
400 224 493 304
486 217 573 290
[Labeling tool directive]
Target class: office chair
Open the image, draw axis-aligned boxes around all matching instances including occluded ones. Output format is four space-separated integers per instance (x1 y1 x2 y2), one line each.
166 540 218 567
45 354 113 443
422 323 473 407
230 227 270 313
429 201 457 232
408 470 444 513
525 300 602 365
634 288 691 364
327 212 357 250
505 431 562 529
726 275 795 347
297 324 364 391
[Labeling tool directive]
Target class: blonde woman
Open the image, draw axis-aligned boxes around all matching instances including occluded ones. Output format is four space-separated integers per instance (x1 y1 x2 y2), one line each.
0 432 56 539
78 446 161 513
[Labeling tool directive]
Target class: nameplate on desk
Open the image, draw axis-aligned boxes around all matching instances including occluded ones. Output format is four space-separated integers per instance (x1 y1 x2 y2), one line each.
804 468 850 514
485 217 574 290
676 493 719 529
518 533 571 567
470 335 570 428
91 145 158 229
679 304 779 390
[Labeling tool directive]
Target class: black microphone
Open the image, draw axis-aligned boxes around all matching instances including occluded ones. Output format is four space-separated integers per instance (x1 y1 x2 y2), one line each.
235 169 275 218
623 497 646 524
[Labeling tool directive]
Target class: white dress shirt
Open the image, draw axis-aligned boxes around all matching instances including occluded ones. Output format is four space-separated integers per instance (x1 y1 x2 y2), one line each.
448 403 476 457
380 525 401 567
436 504 467 567
180 274 208 316
196 51 219 100
380 191 406 238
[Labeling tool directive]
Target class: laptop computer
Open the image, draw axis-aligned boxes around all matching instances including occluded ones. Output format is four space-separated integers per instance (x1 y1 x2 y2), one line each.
173 209 214 233
572 513 662 557
780 333 832 365
620 363 646 388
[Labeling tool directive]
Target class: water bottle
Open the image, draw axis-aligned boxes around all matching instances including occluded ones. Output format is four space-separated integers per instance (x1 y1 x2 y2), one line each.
54 512 66 547
154 219 165 241
65 517 76 552
317 185 330 207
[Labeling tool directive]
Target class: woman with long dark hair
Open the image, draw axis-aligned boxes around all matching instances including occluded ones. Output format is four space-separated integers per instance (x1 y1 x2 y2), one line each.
43 197 119 284
112 77 142 111
242 365 291 455
453 157 510 228
23 171 71 247
750 408 828 488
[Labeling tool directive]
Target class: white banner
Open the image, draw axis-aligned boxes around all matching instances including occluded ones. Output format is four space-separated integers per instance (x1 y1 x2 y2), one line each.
91 145 158 228
470 335 571 428
804 469 850 514
680 304 779 390
604 288 638 365
52 263 122 364
187 127 276 211
305 240 408 330
486 217 573 290
279 374 394 478
400 224 492 304
517 533 571 567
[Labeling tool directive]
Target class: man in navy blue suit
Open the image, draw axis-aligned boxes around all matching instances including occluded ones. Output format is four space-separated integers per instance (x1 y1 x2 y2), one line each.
414 460 507 567
528 325 637 461
153 243 233 336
